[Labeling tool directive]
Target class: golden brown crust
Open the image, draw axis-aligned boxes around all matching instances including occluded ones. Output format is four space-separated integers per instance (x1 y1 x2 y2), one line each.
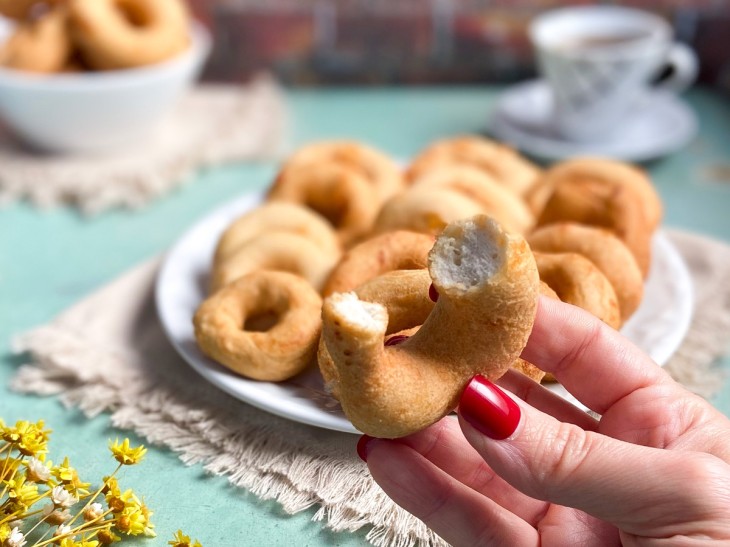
68 0 189 70
406 136 542 196
534 251 621 330
0 0 58 20
528 222 643 323
0 7 72 73
193 271 323 382
322 230 435 296
321 215 539 438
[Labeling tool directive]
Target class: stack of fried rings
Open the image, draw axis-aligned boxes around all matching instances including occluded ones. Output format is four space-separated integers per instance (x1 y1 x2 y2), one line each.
193 137 662 396
0 0 190 73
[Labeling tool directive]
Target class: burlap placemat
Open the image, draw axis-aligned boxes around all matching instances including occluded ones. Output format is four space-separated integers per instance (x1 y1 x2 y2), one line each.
0 75 286 214
9 229 730 547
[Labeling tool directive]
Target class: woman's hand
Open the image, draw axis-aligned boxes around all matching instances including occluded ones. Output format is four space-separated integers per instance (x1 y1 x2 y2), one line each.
359 297 730 546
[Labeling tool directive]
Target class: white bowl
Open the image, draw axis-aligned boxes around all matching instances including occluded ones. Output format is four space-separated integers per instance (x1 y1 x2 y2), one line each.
0 18 211 154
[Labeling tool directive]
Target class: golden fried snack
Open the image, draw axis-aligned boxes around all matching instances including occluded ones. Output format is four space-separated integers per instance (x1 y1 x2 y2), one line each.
267 163 380 248
0 7 72 73
0 0 57 19
406 135 542 196
213 202 341 265
410 165 536 234
318 269 434 399
528 222 643 323
194 271 322 382
322 230 434 296
534 252 621 330
373 187 484 236
68 0 189 70
276 140 405 202
321 215 540 438
210 232 340 294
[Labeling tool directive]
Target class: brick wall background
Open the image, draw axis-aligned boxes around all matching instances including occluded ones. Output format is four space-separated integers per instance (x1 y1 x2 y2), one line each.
187 0 730 86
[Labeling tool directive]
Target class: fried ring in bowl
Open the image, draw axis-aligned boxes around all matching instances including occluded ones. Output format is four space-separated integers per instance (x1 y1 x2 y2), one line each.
406 135 542 196
0 7 72 73
321 215 540 438
277 140 405 202
68 0 190 70
213 202 341 265
322 230 435 296
268 162 380 248
534 251 621 330
194 270 322 382
411 165 536 233
528 222 643 322
373 187 485 236
211 232 340 294
0 0 57 19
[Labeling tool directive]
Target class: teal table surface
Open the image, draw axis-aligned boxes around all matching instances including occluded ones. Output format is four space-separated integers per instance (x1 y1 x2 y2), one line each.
1 85 729 546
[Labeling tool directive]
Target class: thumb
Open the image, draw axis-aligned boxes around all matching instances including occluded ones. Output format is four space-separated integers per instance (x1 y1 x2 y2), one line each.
457 375 730 536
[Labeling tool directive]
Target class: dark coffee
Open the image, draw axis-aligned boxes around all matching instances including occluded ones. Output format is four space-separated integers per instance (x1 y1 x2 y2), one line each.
559 32 648 51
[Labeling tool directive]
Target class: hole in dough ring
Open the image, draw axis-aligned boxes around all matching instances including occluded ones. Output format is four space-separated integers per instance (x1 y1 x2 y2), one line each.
321 215 540 438
322 230 435 296
193 270 323 382
68 0 190 70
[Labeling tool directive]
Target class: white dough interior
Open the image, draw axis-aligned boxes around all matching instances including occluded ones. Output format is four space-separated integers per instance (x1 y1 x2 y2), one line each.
331 292 387 330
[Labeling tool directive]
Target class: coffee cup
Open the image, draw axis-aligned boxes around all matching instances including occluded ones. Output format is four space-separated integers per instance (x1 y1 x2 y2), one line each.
529 6 698 142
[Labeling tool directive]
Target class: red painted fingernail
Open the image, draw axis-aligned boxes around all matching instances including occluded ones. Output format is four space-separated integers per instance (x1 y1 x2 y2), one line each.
428 283 439 302
357 435 374 461
384 334 409 346
459 375 521 440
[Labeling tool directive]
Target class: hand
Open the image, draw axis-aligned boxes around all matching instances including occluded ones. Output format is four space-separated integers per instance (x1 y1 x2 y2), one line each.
359 297 730 546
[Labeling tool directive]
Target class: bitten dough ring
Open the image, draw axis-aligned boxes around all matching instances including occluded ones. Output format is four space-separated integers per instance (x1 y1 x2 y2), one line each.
534 251 621 330
68 0 189 70
406 136 542 196
322 230 434 296
194 271 323 382
267 163 380 247
528 222 643 323
213 202 341 265
276 140 405 202
210 232 340 293
0 7 72 73
410 165 536 234
321 215 540 438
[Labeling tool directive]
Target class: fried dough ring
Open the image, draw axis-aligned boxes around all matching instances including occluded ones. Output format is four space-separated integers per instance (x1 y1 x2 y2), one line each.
211 232 340 293
528 222 643 322
194 271 322 382
411 165 536 234
373 187 485 236
322 230 435 296
277 140 405 202
213 202 341 265
0 7 72 73
68 0 189 70
534 252 621 330
0 0 57 19
267 163 380 248
321 215 540 438
406 135 541 196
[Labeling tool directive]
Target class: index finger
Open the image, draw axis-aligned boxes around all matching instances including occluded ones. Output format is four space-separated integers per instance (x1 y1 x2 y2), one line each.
521 296 676 414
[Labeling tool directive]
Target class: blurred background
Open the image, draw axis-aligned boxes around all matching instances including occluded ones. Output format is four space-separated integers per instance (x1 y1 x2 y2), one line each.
187 0 730 88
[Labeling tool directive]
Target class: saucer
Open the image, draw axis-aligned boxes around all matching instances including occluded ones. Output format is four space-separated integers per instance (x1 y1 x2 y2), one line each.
489 79 698 162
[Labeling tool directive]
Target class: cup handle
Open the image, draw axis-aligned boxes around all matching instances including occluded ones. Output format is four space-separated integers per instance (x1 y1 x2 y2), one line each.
654 42 698 94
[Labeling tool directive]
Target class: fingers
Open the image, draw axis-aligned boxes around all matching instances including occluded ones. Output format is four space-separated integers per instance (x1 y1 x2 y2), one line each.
364 437 539 546
523 297 676 414
458 376 730 534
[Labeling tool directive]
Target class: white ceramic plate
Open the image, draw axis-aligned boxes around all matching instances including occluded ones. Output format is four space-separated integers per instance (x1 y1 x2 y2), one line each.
489 79 698 162
156 191 694 433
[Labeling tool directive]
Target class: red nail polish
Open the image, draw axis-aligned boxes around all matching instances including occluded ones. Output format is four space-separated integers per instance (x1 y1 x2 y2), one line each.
428 283 439 302
384 334 409 346
357 435 374 461
459 375 521 440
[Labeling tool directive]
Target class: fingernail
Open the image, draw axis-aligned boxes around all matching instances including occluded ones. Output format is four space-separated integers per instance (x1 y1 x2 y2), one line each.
428 283 439 302
356 435 374 461
459 375 521 440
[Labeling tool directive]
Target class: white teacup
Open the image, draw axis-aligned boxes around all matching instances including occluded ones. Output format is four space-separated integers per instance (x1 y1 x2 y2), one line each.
529 6 698 142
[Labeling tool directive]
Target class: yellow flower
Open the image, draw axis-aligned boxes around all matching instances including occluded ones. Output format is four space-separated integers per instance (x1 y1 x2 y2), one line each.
101 476 120 498
51 457 90 498
51 457 77 483
6 474 39 509
0 523 11 542
169 530 203 547
59 539 99 547
1 420 51 456
108 439 146 466
113 490 155 537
